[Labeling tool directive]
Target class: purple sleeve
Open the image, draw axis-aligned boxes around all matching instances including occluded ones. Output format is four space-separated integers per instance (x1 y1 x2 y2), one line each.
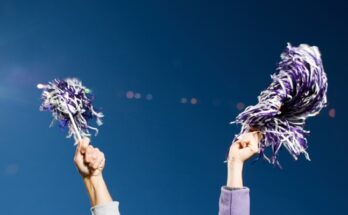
218 187 250 215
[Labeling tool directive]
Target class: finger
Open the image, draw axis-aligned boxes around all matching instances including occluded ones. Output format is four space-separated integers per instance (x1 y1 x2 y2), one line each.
79 138 90 154
93 149 104 169
99 157 105 169
74 139 89 160
230 140 241 151
85 146 96 163
249 132 262 148
86 145 94 154
236 133 246 141
246 140 260 154
75 143 82 157
97 150 105 168
92 154 103 169
88 151 100 168
73 146 83 164
249 140 260 153
240 140 248 148
89 159 98 169
255 131 263 142
240 145 259 159
250 131 263 141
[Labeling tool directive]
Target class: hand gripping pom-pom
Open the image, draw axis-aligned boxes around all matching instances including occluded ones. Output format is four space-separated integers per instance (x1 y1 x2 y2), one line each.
232 43 328 166
37 78 104 143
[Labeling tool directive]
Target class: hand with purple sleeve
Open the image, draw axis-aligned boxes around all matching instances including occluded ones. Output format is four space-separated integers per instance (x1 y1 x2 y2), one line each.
74 138 120 215
219 132 262 215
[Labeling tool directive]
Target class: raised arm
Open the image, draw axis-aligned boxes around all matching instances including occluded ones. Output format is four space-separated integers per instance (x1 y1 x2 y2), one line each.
219 131 262 215
74 138 120 215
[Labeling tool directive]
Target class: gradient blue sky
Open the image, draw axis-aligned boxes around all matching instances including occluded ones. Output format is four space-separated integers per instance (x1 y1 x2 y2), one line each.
0 0 347 214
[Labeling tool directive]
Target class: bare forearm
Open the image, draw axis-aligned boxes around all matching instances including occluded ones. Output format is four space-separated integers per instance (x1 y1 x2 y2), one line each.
83 175 113 207
227 161 244 188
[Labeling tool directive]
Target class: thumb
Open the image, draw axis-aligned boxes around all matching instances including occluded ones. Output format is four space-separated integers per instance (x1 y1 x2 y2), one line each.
77 137 90 155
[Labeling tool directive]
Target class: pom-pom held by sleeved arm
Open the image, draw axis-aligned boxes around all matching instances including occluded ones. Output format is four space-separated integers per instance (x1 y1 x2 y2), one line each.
232 43 328 166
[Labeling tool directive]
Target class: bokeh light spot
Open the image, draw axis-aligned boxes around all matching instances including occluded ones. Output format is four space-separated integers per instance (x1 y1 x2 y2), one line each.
329 108 336 118
236 102 245 111
135 93 141 99
126 91 134 99
191 98 198 105
180 97 188 104
146 94 153 100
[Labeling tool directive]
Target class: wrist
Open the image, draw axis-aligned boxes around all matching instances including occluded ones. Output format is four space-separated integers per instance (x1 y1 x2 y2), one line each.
228 158 244 169
83 174 104 186
227 160 244 188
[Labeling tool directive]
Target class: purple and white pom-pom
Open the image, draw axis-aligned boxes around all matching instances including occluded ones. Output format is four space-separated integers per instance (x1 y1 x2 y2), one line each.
37 78 104 143
232 43 328 166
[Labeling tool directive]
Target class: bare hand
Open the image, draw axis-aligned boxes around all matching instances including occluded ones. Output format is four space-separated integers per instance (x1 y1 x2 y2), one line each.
228 131 262 165
74 138 105 178
226 131 262 188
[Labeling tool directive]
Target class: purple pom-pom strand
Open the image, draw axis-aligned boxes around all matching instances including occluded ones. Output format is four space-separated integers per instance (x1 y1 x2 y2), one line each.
232 43 328 166
37 78 104 143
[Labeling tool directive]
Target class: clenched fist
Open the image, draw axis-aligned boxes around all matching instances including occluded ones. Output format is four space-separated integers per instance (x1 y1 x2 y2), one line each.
74 138 105 178
226 131 262 188
228 131 262 164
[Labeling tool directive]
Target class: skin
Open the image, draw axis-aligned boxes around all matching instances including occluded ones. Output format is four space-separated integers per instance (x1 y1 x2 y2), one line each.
227 131 262 188
74 138 113 207
72 133 259 206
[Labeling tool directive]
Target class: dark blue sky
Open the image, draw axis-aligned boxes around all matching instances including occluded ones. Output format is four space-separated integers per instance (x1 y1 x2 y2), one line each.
0 0 347 214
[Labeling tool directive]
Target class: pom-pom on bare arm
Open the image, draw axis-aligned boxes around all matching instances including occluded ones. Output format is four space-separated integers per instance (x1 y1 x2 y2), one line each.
232 43 328 166
37 78 104 143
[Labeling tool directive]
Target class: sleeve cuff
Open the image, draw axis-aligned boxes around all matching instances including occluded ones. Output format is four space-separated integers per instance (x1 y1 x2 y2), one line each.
222 186 249 191
91 201 120 215
219 186 250 215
